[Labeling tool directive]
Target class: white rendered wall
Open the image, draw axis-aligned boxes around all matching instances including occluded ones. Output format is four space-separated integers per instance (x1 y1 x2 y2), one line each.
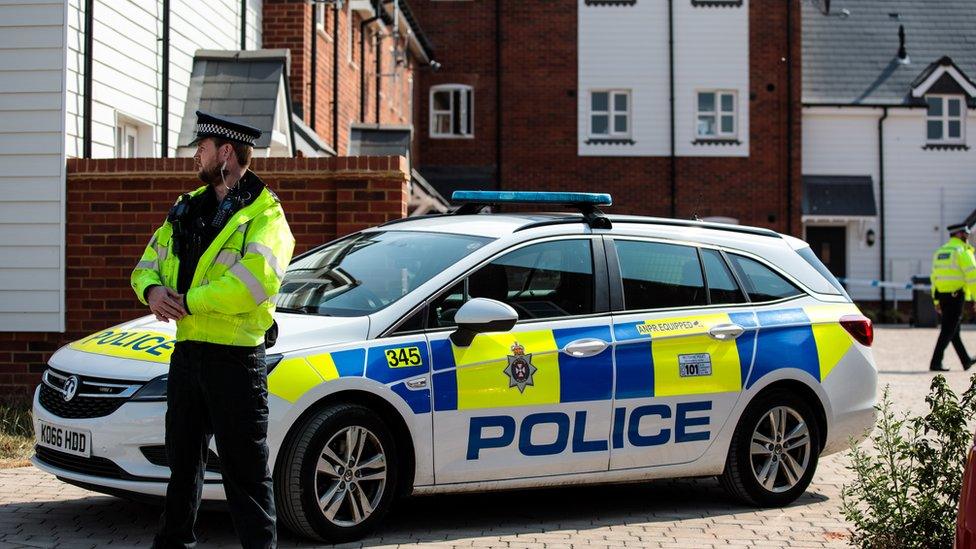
577 0 749 157
803 106 976 302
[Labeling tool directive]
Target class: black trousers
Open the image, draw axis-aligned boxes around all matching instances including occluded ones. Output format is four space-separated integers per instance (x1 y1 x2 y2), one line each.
152 341 277 549
931 291 970 369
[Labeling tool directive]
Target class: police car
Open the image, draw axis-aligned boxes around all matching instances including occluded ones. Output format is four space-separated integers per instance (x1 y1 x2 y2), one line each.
32 191 877 542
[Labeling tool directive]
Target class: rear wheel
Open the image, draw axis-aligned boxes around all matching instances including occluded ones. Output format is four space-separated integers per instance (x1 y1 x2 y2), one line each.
720 390 821 507
275 403 398 543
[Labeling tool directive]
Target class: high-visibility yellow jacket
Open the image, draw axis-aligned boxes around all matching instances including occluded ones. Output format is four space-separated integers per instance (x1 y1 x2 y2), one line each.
130 183 295 346
930 236 976 304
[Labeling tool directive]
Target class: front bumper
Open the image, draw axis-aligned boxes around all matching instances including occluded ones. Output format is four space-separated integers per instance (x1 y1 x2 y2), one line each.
31 385 228 501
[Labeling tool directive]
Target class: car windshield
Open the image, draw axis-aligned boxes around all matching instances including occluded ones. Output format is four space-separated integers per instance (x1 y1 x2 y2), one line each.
274 231 493 317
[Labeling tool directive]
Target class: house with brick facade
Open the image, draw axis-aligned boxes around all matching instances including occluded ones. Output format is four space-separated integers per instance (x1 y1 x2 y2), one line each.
0 0 440 394
802 0 976 308
410 0 801 235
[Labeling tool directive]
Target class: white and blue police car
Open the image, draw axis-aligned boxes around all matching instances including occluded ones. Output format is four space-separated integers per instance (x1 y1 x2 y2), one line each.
32 191 877 542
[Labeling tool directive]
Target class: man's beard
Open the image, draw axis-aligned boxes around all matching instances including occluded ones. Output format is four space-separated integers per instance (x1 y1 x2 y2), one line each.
197 163 223 185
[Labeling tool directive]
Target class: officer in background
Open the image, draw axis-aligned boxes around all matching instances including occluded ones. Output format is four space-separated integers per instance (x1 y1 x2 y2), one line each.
929 222 976 372
131 111 295 548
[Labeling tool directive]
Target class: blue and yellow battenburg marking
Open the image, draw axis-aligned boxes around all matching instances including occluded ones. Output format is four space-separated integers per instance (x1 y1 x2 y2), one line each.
431 325 613 412
69 330 176 364
67 302 860 416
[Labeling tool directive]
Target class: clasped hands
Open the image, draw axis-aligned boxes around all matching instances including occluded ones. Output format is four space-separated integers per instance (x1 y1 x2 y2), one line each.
147 286 188 322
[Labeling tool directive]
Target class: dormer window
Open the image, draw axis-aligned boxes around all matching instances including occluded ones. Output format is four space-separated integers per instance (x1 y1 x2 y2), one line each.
926 95 965 144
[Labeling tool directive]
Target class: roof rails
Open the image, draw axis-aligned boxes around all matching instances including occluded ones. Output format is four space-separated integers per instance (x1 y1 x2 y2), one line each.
450 190 613 229
514 214 781 238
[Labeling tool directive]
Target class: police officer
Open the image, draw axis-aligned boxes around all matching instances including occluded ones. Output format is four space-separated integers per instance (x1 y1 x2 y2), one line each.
131 111 295 548
929 221 976 372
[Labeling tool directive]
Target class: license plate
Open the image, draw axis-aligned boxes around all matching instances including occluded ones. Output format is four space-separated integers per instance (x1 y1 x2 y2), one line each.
678 353 712 377
36 420 91 458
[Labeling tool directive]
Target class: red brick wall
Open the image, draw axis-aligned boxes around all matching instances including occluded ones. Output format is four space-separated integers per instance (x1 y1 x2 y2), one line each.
0 156 409 397
413 0 802 234
411 0 499 172
265 0 417 156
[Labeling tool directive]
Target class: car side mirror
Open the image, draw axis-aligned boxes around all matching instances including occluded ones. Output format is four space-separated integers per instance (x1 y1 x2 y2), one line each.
450 298 519 347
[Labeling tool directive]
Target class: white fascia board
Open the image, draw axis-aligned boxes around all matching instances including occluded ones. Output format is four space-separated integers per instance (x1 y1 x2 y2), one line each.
911 65 976 98
802 215 876 223
803 106 887 118
349 0 377 16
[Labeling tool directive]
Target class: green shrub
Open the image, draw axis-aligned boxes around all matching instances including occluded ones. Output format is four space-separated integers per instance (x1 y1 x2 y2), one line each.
841 375 976 548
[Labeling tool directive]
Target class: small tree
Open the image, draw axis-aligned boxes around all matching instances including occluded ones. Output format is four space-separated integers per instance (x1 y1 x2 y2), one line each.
841 375 976 548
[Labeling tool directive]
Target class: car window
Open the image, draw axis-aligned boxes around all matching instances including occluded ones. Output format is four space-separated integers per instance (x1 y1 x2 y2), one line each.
701 248 746 305
275 231 492 317
614 240 706 310
429 239 595 327
727 253 803 302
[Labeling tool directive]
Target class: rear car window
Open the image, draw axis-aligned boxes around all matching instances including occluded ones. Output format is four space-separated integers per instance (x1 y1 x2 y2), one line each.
727 253 803 302
701 248 746 305
796 246 848 297
614 240 706 310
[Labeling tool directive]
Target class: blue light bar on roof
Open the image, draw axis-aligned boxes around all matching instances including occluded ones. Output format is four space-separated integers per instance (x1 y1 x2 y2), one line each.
451 190 612 206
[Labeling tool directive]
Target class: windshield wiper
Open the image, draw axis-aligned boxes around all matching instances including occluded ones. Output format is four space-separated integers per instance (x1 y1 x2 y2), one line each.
275 305 329 315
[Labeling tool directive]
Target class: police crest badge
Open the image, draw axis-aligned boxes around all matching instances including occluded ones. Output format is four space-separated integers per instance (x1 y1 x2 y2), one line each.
504 341 537 393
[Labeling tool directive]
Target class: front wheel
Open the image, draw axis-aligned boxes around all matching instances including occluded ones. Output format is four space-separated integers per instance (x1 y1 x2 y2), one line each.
275 403 399 543
719 390 821 507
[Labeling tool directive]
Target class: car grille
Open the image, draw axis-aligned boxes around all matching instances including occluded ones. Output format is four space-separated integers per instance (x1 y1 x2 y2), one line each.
34 446 130 480
140 445 222 474
38 368 143 419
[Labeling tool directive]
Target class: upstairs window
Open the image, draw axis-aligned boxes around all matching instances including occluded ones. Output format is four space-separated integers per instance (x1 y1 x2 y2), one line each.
696 90 737 139
927 95 965 144
430 85 473 138
590 90 631 139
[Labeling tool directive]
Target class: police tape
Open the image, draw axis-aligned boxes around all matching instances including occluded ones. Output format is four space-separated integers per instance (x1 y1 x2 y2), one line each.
837 278 931 291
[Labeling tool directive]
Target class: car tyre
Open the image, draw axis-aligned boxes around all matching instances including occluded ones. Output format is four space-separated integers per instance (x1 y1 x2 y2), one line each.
720 389 821 507
275 403 399 543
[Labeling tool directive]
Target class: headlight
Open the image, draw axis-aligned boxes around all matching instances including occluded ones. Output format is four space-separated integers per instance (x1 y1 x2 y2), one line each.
265 353 284 373
129 354 285 402
131 374 168 402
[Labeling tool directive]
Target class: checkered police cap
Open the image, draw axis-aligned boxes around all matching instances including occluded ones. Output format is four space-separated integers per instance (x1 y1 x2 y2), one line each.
948 222 972 234
189 110 262 147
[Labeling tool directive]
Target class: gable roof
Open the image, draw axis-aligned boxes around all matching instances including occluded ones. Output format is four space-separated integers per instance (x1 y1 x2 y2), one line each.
803 0 976 105
910 56 976 98
178 49 294 150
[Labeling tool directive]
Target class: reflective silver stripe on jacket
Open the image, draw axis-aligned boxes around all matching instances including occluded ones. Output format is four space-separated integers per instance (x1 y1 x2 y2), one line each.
136 260 158 271
214 249 241 267
236 222 249 235
230 262 270 304
245 242 286 280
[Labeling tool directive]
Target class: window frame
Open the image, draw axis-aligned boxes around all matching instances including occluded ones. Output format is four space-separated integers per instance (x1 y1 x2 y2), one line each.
429 84 474 139
926 94 966 144
695 89 737 140
588 89 631 139
604 236 809 313
383 235 610 337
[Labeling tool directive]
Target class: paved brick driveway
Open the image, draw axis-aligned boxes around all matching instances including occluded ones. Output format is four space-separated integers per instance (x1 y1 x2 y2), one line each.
2 327 973 548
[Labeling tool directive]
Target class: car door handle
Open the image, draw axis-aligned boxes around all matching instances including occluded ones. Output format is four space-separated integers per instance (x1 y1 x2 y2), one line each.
563 338 608 358
708 324 745 341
